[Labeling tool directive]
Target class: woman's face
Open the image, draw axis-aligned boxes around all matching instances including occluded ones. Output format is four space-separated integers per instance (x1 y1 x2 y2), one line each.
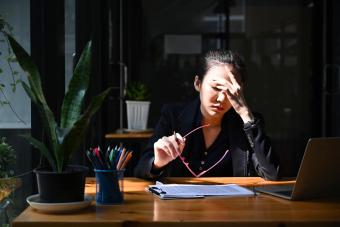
195 64 237 120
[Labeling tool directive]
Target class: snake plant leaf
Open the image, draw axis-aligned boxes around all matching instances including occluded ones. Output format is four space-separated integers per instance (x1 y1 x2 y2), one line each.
59 88 112 166
20 135 57 172
61 41 91 128
6 33 44 102
7 34 60 170
21 81 38 105
32 101 61 171
55 127 70 145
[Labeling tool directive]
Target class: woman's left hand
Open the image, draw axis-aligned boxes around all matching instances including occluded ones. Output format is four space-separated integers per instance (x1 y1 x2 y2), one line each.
217 66 254 123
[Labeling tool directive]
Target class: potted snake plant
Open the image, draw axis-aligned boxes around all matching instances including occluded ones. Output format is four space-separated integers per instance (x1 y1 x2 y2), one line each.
4 33 112 203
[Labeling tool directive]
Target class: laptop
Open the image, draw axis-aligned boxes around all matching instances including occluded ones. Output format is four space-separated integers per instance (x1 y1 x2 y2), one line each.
255 137 340 200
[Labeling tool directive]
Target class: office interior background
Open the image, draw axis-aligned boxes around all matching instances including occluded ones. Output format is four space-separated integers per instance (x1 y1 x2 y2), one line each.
0 0 339 215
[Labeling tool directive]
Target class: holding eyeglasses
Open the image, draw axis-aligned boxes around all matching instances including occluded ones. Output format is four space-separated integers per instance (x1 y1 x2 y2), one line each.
153 131 185 170
153 124 229 178
153 124 205 171
134 50 279 180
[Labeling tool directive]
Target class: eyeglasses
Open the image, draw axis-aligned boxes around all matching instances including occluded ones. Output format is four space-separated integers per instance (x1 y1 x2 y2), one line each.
173 124 229 178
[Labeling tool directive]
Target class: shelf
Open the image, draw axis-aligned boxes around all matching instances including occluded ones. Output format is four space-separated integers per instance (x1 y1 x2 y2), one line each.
105 132 153 139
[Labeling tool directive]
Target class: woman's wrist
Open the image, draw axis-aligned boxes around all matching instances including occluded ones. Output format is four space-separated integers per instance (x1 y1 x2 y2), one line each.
150 161 164 177
151 161 165 174
153 160 162 169
153 159 167 170
238 108 254 123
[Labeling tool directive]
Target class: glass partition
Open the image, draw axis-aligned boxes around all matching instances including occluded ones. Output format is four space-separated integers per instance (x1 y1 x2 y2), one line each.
134 0 314 176
0 0 32 224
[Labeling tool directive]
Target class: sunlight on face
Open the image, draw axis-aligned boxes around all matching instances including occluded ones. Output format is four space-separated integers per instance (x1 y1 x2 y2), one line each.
199 64 235 120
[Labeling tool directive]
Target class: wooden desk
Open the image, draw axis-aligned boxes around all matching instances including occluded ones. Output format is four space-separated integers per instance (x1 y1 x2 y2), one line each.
13 177 340 227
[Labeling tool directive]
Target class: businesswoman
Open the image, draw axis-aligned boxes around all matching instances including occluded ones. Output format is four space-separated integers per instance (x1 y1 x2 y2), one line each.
134 50 279 180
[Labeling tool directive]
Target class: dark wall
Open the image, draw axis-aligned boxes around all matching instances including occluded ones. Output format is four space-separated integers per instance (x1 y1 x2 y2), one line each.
328 0 340 136
30 0 65 169
24 0 340 178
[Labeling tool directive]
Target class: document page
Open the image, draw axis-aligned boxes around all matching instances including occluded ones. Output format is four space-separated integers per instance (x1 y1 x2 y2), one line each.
147 183 255 199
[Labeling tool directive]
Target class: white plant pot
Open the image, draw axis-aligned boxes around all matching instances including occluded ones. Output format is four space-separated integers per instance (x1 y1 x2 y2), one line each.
126 100 151 130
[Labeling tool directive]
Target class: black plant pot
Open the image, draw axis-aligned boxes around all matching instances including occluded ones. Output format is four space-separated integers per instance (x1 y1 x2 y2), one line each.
34 165 88 203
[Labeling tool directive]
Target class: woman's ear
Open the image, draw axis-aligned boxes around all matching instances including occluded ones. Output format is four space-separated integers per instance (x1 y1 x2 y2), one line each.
194 75 201 92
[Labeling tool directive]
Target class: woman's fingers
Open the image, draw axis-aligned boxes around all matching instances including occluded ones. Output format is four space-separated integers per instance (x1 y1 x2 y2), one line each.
174 133 185 145
217 80 240 101
174 133 186 156
225 65 240 85
153 132 187 170
162 137 179 160
155 138 173 159
222 66 243 94
155 134 185 160
215 77 239 94
226 89 242 106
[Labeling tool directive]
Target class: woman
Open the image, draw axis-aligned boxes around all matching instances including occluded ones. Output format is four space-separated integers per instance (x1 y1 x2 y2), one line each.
134 50 279 180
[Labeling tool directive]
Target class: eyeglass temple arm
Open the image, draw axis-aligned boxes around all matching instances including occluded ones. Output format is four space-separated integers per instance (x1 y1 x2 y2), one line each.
175 150 198 177
183 124 210 138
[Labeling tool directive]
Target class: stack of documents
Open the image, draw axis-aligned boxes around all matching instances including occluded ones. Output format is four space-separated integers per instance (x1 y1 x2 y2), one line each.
147 182 255 199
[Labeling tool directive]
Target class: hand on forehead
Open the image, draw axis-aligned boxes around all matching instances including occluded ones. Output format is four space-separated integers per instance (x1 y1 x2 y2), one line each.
223 65 241 84
207 66 240 87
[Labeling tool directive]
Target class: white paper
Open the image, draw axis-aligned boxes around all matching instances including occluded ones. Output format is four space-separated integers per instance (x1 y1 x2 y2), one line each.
147 183 255 199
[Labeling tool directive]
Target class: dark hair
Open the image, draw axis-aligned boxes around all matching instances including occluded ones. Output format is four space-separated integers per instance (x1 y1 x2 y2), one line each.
197 50 246 83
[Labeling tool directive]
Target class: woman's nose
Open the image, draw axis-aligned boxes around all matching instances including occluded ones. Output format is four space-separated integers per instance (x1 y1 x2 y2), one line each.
216 91 227 103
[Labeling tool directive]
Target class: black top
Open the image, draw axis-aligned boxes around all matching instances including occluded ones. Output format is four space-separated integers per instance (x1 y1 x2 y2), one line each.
134 98 279 180
178 102 233 177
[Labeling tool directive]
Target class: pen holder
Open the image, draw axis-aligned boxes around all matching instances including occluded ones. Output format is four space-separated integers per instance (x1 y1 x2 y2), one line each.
94 169 125 205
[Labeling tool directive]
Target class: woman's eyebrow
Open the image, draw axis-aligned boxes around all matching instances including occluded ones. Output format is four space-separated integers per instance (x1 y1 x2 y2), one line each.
211 79 225 85
211 79 222 83
209 80 220 86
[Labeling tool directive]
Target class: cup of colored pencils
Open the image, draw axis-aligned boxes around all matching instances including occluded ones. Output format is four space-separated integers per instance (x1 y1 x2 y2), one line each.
86 145 133 205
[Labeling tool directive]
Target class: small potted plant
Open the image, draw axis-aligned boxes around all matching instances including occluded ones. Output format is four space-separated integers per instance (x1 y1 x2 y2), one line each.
125 81 151 131
0 137 15 179
2 32 112 203
0 137 16 203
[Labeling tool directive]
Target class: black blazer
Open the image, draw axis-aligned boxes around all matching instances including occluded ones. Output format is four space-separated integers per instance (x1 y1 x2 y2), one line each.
134 98 279 180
